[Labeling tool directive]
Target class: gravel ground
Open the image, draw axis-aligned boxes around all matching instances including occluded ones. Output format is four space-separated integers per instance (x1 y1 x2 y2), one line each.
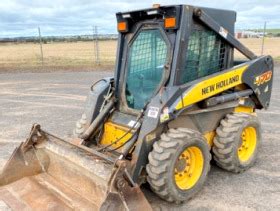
0 67 279 210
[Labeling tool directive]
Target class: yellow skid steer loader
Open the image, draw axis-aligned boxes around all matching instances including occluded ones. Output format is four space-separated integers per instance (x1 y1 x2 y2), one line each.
0 5 274 210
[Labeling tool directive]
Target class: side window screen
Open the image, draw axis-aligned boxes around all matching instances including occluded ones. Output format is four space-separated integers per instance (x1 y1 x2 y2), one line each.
179 27 227 84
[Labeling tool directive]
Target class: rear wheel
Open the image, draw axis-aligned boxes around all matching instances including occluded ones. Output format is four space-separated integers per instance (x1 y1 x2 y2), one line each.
146 128 211 203
213 112 261 173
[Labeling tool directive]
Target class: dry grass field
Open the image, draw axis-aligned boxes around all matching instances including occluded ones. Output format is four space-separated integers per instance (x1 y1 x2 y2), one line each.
236 37 280 60
0 37 279 72
0 40 117 72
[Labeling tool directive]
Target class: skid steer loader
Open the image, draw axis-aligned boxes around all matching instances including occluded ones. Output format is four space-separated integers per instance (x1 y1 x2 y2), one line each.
0 4 274 210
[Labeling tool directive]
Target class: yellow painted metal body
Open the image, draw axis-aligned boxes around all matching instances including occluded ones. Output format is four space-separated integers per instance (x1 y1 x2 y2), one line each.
174 146 204 190
203 131 216 147
100 121 133 149
175 65 248 110
238 127 257 162
234 106 254 113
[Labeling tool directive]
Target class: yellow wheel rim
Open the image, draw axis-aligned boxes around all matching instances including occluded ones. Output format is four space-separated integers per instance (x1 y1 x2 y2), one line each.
238 127 257 162
174 146 204 190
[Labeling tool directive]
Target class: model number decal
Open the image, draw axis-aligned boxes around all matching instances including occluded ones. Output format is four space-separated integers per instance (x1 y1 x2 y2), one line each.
254 71 272 86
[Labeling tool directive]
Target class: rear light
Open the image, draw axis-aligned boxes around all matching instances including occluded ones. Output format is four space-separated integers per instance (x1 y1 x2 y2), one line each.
118 21 127 32
164 17 176 29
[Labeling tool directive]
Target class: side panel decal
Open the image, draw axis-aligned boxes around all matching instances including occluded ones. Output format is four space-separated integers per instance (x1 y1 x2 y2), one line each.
175 65 248 110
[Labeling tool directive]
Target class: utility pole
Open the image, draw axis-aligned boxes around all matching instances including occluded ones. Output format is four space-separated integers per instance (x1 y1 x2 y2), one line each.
93 26 100 65
261 21 267 55
38 27 44 65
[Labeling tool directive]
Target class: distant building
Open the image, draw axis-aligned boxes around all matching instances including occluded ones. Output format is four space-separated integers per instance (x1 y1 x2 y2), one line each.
235 30 265 38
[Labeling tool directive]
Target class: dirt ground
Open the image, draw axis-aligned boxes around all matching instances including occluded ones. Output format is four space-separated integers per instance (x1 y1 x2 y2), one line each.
0 67 279 210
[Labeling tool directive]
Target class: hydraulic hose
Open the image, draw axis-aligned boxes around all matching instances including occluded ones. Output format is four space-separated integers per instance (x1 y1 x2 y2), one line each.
205 89 253 107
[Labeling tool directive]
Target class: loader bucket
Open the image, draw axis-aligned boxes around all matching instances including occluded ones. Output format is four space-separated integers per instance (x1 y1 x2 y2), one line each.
0 124 152 211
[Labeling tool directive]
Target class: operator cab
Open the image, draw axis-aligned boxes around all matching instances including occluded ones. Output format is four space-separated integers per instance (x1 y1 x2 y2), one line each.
115 5 236 113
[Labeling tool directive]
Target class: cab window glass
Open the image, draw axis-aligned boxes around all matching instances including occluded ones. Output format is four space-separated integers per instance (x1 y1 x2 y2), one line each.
125 29 168 109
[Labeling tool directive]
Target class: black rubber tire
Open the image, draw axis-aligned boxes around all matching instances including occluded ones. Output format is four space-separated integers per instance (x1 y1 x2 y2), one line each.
213 112 261 173
146 128 211 203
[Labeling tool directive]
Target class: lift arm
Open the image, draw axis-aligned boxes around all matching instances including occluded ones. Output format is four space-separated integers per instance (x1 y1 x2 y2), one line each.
194 8 257 60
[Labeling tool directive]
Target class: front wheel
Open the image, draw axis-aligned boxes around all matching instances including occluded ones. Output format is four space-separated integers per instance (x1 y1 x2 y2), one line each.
146 128 211 203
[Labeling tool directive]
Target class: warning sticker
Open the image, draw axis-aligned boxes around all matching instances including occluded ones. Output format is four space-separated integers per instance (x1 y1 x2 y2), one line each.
148 107 159 118
128 120 140 128
219 27 228 38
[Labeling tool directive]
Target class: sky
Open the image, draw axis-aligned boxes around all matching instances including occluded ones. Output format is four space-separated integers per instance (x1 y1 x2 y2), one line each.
0 0 279 38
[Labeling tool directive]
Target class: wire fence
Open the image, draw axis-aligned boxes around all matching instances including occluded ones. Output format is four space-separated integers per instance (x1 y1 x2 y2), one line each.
0 26 118 72
234 37 280 61
0 26 279 72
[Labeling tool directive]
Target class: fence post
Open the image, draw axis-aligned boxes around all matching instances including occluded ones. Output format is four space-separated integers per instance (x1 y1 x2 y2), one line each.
38 27 44 65
261 21 267 55
93 26 100 65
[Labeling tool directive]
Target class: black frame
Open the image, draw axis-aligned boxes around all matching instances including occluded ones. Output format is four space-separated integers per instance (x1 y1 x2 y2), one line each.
118 21 174 115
